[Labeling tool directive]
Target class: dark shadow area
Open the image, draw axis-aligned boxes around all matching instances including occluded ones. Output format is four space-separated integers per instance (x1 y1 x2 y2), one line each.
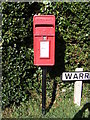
72 103 90 120
46 29 66 113
47 32 66 78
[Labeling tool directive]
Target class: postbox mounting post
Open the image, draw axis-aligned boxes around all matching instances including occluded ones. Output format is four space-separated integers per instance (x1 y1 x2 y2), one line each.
42 67 46 115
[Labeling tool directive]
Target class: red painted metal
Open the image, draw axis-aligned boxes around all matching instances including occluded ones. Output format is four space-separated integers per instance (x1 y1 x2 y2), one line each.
33 15 55 66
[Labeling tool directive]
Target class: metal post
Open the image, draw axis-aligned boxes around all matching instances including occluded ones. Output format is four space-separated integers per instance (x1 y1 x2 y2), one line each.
42 67 46 115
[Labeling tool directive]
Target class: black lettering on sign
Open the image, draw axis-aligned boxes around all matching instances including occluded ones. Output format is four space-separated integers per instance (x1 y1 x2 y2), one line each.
73 73 78 79
79 73 84 79
65 73 72 79
85 73 89 79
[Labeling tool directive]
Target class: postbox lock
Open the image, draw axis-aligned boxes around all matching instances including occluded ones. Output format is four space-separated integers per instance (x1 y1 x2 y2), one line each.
43 36 46 40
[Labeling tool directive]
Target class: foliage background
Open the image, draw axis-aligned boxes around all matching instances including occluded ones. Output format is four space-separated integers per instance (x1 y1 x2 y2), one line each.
2 2 90 109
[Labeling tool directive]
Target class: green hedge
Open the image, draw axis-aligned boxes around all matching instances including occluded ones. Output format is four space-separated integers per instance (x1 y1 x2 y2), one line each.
41 2 89 71
2 2 42 108
2 2 89 109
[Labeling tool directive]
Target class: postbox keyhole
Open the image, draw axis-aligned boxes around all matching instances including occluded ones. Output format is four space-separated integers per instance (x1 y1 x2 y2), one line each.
43 36 46 40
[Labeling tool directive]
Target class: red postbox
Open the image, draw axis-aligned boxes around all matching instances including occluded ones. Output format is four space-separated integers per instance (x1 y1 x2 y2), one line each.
33 15 55 66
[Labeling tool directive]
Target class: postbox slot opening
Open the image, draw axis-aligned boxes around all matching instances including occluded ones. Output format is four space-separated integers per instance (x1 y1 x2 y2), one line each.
35 24 54 28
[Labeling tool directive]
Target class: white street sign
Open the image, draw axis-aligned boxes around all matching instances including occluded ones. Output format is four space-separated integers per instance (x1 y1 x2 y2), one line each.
62 72 90 81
